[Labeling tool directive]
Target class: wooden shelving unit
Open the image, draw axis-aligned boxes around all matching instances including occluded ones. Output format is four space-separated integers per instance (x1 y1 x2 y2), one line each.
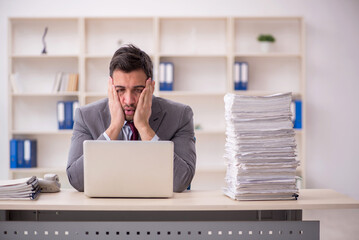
7 16 306 188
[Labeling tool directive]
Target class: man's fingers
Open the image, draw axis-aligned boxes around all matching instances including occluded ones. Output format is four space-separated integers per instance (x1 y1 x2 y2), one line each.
138 86 147 107
108 77 112 102
111 80 120 104
143 79 152 106
151 79 155 94
112 85 118 102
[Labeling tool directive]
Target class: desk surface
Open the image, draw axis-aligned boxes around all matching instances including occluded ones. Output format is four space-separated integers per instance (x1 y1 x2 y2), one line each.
0 189 359 211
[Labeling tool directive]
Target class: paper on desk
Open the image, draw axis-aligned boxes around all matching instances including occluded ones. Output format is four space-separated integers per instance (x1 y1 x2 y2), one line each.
223 92 299 201
0 176 40 200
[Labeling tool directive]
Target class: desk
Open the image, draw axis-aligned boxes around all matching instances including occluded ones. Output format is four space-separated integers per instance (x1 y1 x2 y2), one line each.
1 189 359 240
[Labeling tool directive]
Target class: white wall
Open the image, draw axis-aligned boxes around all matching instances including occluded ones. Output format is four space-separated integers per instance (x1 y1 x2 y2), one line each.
1 0 359 200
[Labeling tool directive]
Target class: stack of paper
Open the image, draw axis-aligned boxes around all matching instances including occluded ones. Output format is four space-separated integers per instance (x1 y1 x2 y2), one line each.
0 176 40 200
223 93 299 201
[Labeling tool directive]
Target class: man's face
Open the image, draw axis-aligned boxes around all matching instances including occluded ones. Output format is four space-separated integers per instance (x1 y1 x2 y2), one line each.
112 69 148 121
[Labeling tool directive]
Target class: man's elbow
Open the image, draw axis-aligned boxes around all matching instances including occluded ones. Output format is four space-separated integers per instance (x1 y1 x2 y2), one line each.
66 167 84 192
173 185 188 193
173 168 195 192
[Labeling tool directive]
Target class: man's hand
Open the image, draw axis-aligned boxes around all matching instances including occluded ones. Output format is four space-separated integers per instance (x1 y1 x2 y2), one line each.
105 77 125 140
134 78 155 140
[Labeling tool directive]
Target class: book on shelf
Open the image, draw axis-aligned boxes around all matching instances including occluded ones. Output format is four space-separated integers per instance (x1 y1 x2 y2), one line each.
10 139 18 168
234 62 248 91
291 100 302 129
9 139 37 168
9 73 22 94
159 62 174 91
52 72 63 93
57 101 65 129
0 176 40 200
57 100 79 130
52 72 79 93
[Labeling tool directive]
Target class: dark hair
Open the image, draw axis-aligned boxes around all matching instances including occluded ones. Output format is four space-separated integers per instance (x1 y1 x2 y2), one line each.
109 44 153 79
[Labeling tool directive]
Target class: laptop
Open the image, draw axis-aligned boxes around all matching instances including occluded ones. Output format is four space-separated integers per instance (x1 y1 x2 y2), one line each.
83 140 174 198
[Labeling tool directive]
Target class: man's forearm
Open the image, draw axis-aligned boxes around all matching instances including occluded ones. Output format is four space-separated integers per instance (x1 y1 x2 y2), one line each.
66 156 84 192
137 123 155 141
105 124 122 140
173 152 196 192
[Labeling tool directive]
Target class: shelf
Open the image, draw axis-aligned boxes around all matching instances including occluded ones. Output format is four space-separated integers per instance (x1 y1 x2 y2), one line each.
234 18 301 54
158 57 227 93
12 92 79 97
85 18 154 56
195 166 227 173
160 18 227 56
235 53 301 58
86 91 226 98
9 167 66 174
294 129 303 134
234 16 303 20
11 54 78 59
233 90 301 97
85 54 154 59
10 18 79 56
195 129 301 135
12 130 73 135
12 57 79 94
195 129 225 135
158 91 226 97
85 91 301 98
85 92 106 97
85 54 112 59
159 53 227 58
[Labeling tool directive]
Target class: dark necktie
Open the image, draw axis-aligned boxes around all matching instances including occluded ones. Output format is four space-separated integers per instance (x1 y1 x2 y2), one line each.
127 121 139 140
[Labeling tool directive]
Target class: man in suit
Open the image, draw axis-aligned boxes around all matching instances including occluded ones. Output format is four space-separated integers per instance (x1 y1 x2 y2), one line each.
67 44 196 192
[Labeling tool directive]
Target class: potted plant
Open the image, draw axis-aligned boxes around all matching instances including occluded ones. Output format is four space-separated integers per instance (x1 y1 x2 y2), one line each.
257 34 276 53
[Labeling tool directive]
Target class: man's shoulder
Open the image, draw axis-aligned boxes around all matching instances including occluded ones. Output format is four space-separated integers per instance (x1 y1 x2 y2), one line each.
154 96 190 112
153 96 193 123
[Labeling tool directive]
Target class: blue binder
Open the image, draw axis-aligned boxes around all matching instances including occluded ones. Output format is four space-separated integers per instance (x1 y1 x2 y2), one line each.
234 62 241 90
23 139 37 168
17 140 25 168
159 62 166 91
159 62 174 91
293 100 302 129
57 101 66 130
10 139 18 168
234 62 248 90
65 101 73 129
72 101 79 129
165 62 174 91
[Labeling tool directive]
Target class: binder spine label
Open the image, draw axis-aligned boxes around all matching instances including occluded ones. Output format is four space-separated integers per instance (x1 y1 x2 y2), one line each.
241 62 248 83
57 101 65 130
234 62 248 90
159 62 166 91
24 140 31 168
160 62 174 91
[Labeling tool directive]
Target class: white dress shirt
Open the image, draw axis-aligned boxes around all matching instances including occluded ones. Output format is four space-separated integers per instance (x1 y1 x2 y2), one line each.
103 121 159 141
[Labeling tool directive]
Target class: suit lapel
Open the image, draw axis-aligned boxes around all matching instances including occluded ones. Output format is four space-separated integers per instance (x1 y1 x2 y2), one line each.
99 99 111 132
